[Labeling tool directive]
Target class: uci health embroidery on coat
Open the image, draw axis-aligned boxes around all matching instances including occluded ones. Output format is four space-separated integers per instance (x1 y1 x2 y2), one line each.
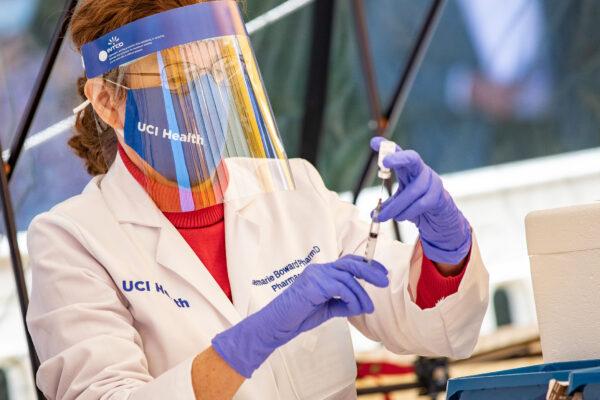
122 280 190 308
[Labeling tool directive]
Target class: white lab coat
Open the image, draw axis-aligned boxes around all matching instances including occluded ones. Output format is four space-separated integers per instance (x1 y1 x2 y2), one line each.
26 155 489 400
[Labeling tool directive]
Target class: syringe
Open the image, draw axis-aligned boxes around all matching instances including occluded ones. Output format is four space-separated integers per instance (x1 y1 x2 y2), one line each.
364 190 383 262
364 140 396 262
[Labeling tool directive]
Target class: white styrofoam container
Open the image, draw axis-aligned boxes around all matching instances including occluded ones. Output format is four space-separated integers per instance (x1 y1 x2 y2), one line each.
525 202 600 362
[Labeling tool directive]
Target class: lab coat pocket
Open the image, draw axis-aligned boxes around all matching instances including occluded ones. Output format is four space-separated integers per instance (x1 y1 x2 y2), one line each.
280 319 357 400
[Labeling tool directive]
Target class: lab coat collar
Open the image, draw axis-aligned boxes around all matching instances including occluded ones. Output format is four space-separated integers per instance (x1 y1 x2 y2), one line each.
100 154 165 228
100 154 262 227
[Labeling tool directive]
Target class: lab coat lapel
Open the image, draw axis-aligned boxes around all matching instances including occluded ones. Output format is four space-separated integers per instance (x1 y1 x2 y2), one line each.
154 222 242 325
222 158 271 318
225 195 262 318
101 155 241 326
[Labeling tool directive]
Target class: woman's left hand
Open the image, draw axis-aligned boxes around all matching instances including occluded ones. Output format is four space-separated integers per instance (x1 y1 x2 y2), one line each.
371 137 472 265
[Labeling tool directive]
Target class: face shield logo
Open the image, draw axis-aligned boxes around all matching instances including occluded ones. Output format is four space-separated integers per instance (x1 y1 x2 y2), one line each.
99 36 125 62
107 36 124 53
108 36 121 46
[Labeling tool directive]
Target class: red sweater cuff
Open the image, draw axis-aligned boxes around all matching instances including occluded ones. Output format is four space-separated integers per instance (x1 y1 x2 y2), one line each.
415 248 470 310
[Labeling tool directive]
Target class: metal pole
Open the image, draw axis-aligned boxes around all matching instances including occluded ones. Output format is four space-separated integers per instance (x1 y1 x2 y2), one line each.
6 0 79 179
356 382 422 396
3 0 79 397
351 0 447 203
246 0 316 34
350 0 385 134
0 157 44 399
350 0 401 241
299 0 337 164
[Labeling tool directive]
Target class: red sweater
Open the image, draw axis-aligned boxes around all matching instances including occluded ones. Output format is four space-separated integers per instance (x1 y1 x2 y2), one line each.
163 205 231 300
417 253 466 308
118 146 465 309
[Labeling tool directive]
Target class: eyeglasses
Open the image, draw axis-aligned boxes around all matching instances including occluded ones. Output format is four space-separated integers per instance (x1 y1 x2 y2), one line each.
72 57 241 114
125 58 239 90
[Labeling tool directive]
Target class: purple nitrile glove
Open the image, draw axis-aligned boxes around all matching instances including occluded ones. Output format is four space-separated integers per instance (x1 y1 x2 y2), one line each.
212 255 389 378
371 137 472 265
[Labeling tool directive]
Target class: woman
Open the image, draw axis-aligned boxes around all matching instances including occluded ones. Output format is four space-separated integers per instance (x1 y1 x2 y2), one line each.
26 0 489 399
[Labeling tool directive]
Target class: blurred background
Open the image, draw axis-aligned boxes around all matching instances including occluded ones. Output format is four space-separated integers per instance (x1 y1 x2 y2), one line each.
1 0 600 398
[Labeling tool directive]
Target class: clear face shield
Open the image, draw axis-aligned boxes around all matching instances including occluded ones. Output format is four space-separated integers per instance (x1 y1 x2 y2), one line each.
77 1 295 212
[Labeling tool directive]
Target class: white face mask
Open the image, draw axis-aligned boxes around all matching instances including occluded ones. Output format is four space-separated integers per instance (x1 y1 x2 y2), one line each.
0 0 38 38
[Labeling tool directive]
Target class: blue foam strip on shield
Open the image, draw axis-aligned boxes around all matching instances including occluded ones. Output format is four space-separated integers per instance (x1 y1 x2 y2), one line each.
82 0 247 78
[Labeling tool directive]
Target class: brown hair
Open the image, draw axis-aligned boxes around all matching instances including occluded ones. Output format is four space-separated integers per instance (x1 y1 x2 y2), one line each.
70 0 205 175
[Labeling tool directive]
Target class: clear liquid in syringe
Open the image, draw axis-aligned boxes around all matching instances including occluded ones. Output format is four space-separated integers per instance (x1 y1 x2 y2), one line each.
364 185 384 262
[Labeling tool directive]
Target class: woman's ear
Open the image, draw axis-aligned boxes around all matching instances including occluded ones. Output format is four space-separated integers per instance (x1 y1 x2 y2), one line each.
84 77 125 130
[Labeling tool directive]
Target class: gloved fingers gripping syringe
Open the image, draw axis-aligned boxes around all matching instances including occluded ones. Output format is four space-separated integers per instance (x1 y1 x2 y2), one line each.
364 139 397 263
365 137 472 265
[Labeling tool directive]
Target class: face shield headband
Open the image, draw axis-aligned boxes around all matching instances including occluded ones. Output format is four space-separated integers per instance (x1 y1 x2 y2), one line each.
78 1 295 212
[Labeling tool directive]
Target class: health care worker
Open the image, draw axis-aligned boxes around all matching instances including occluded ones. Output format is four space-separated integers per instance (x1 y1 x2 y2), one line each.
26 1 489 399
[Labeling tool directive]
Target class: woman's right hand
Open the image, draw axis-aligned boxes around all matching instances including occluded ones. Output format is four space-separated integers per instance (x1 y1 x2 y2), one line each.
211 255 389 378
